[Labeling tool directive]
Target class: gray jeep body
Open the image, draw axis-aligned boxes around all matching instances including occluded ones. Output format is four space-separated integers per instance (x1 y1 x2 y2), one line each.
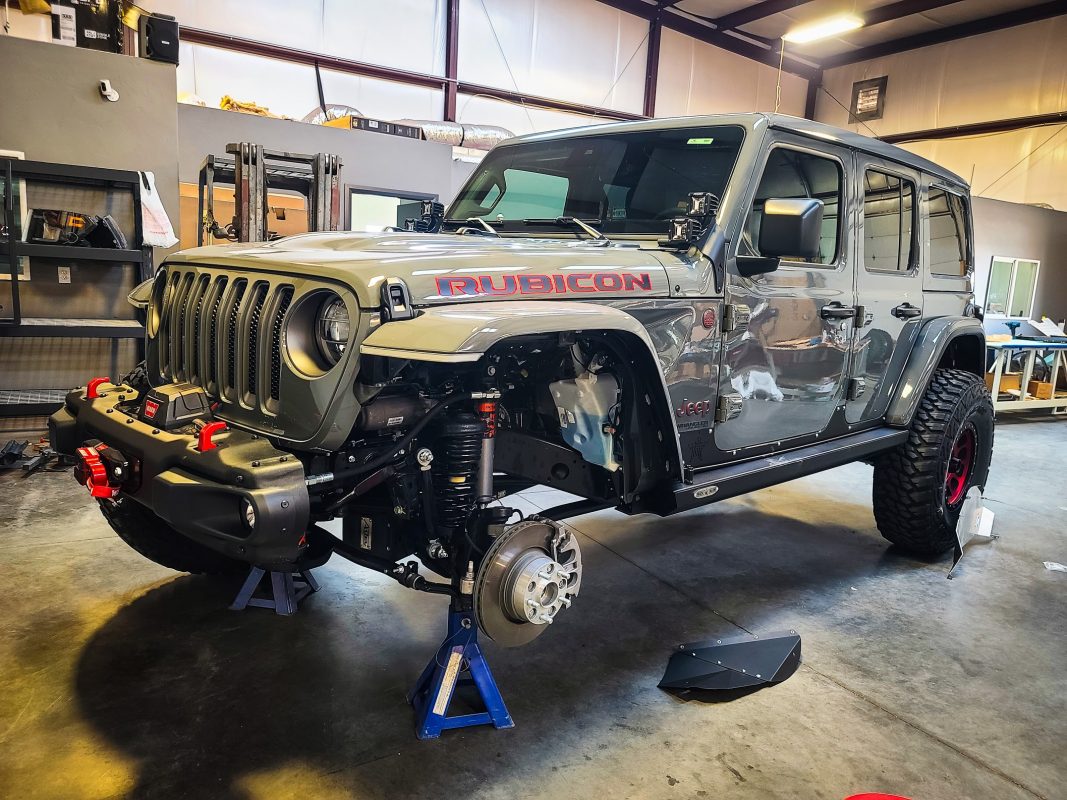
50 112 985 578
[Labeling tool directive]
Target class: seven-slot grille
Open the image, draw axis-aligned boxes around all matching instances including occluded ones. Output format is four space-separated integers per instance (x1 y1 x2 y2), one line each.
157 269 293 412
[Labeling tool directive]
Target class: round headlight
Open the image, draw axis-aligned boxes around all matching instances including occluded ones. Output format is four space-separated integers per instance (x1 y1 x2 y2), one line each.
315 296 350 365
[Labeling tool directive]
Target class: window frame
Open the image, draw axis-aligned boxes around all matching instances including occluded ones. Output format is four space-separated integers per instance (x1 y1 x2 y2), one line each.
860 165 919 277
346 184 438 231
985 255 1041 318
735 141 848 272
926 183 972 278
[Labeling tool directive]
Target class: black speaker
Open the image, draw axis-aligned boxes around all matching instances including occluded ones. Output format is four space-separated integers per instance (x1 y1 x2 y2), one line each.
139 13 179 65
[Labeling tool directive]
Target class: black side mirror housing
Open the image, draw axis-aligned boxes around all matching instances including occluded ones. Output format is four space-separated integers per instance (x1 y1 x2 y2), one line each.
758 197 824 259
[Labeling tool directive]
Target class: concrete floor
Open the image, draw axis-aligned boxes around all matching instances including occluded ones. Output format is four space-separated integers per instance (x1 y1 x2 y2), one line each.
0 414 1064 800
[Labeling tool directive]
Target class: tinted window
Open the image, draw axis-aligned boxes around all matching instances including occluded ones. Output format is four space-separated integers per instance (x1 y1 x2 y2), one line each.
928 188 970 276
742 148 841 265
448 126 746 234
863 170 915 272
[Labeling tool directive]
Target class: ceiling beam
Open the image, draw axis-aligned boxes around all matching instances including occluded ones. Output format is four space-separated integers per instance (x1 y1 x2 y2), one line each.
880 110 1067 144
860 0 962 28
714 0 818 32
443 0 459 121
597 0 820 79
821 0 1067 68
643 14 663 116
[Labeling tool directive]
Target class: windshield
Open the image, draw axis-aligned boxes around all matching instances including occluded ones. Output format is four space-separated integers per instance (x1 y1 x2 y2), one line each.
448 125 746 235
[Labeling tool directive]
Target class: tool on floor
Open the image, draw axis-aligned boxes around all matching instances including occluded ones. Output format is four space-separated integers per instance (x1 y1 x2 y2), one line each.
229 566 320 616
947 486 997 579
0 439 29 468
409 602 514 740
658 629 801 694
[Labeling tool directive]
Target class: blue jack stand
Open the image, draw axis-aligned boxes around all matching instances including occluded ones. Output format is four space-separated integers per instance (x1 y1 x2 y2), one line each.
409 607 514 739
229 566 319 616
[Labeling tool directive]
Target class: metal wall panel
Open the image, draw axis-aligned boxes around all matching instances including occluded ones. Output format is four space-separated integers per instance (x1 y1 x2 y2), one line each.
655 27 808 118
454 92 604 135
143 0 448 75
457 0 648 114
814 17 1067 209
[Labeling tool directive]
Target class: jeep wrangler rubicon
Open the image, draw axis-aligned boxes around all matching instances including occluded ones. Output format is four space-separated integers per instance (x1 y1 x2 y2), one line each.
51 114 993 647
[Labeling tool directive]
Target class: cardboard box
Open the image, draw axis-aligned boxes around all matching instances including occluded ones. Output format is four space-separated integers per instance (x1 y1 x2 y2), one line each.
985 373 1022 393
1027 381 1056 400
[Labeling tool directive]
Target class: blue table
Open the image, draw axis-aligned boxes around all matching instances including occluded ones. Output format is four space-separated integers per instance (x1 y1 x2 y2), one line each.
987 339 1067 413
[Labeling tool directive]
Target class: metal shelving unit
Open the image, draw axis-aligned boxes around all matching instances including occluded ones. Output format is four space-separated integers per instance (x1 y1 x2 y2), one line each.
0 158 151 416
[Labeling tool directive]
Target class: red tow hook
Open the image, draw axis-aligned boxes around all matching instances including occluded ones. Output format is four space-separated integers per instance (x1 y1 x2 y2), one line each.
75 445 120 499
86 376 112 400
197 420 228 452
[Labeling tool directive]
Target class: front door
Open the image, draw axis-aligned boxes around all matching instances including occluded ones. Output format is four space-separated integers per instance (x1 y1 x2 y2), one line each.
846 158 923 423
715 135 856 452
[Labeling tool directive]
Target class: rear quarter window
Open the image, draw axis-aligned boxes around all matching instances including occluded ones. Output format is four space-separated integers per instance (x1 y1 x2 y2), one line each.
927 187 970 276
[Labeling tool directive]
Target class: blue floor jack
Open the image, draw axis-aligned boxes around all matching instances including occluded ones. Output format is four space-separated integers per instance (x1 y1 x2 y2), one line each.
409 602 514 739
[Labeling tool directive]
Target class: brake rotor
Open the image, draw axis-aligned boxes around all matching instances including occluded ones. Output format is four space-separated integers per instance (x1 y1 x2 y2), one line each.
473 517 582 648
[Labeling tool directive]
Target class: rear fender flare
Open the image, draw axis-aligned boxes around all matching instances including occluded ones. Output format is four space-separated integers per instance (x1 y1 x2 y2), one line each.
360 301 683 476
886 316 985 427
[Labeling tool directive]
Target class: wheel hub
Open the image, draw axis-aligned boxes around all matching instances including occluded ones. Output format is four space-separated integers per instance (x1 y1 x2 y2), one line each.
474 518 582 647
945 424 976 506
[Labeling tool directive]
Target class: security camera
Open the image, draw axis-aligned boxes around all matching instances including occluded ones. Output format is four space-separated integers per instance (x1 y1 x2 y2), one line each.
99 80 120 102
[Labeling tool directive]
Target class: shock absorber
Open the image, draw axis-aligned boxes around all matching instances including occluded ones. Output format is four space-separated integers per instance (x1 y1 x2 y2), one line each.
476 399 497 503
431 412 483 536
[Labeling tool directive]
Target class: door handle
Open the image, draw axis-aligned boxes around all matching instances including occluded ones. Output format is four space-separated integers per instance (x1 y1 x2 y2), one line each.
820 302 857 321
892 302 923 319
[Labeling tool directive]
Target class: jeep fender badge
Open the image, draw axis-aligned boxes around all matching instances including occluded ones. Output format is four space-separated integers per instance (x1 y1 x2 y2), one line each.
693 485 718 499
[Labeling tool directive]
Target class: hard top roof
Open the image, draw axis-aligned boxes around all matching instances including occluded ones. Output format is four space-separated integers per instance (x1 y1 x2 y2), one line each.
509 112 968 189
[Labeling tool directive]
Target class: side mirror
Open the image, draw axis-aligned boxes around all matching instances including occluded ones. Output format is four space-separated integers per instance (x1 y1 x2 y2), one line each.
758 197 824 259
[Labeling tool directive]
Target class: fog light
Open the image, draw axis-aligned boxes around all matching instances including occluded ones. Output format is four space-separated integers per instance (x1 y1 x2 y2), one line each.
241 498 257 530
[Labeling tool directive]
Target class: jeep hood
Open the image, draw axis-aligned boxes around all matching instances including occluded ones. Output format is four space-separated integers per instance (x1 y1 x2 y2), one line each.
165 231 673 307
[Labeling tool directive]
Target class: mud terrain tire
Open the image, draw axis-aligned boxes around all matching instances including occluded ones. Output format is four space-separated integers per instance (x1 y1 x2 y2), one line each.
873 368 994 556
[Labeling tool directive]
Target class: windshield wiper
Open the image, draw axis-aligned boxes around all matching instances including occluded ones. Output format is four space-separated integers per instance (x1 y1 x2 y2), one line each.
443 217 500 237
523 217 608 241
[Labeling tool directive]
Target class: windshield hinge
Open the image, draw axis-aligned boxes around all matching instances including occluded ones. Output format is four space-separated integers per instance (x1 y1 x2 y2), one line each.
721 303 751 333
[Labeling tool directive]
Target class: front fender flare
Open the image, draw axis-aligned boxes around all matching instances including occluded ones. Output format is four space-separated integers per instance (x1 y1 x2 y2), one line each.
361 301 660 363
360 300 683 477
885 316 985 427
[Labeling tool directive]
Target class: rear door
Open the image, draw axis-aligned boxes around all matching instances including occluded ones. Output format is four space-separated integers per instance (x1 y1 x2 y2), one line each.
715 133 856 452
846 157 923 423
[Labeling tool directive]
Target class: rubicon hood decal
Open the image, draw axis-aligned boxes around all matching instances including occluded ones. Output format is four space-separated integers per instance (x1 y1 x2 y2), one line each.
436 272 654 297
165 231 674 307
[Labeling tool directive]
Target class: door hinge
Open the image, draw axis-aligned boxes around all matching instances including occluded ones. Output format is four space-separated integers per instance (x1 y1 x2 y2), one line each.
715 392 743 423
847 377 866 401
721 303 751 333
853 305 871 329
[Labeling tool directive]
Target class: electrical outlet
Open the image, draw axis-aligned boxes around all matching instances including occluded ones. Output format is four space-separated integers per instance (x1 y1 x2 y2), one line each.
57 266 71 284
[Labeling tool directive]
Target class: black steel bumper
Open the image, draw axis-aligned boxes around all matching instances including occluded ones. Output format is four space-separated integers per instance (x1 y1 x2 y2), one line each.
49 383 311 567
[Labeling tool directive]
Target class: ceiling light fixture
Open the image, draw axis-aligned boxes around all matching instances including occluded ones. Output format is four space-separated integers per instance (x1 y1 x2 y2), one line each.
782 15 864 44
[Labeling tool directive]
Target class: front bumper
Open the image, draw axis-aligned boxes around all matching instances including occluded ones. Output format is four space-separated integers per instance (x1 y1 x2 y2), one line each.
49 382 311 567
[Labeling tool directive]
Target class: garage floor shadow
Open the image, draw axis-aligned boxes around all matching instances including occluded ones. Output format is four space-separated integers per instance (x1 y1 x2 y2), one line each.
0 414 1064 800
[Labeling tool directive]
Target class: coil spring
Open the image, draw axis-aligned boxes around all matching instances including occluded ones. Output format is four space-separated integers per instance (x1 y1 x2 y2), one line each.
431 412 483 532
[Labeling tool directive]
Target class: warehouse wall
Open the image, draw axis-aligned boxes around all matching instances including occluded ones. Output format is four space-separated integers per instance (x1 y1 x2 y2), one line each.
973 198 1067 324
0 0 812 136
0 36 181 237
814 17 1067 210
655 26 807 118
176 105 464 203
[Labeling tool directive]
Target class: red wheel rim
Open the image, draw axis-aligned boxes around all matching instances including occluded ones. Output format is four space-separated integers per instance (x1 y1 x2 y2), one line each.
945 425 976 506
